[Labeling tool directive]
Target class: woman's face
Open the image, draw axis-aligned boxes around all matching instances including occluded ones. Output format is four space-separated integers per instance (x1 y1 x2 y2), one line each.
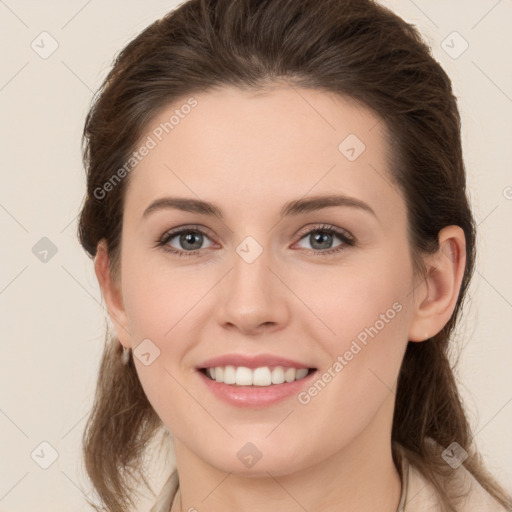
114 85 421 475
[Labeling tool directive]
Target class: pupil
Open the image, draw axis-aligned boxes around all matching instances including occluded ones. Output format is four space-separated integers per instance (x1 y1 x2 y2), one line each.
312 231 332 250
182 232 201 250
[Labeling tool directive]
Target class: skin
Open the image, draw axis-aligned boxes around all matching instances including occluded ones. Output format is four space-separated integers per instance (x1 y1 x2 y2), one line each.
95 84 466 512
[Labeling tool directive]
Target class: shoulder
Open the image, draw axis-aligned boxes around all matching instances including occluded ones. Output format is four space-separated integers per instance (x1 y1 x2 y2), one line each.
400 446 509 512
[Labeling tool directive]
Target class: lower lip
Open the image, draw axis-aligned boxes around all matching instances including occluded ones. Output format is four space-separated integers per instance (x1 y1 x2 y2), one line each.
197 369 317 408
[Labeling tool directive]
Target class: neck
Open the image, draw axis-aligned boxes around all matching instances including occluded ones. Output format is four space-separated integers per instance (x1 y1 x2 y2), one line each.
171 396 402 512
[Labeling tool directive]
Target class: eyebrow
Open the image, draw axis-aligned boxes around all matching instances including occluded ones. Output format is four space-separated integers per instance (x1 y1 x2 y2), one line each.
142 194 377 220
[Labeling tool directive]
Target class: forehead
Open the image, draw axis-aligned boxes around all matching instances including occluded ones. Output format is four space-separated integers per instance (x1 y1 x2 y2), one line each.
124 85 404 226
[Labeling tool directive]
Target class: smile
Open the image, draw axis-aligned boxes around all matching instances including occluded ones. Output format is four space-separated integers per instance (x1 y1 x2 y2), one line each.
200 365 314 386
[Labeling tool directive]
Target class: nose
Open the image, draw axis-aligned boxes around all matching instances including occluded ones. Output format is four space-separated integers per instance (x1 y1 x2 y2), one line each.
215 244 291 336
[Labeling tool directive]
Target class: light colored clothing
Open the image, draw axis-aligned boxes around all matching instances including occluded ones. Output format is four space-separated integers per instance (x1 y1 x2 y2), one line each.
150 470 178 512
394 443 509 511
149 443 509 512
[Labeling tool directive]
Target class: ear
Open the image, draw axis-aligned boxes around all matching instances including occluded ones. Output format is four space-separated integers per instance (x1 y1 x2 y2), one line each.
408 225 466 342
94 239 132 348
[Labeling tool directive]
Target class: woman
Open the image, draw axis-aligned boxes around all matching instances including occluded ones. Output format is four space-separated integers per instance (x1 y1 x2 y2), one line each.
77 0 512 511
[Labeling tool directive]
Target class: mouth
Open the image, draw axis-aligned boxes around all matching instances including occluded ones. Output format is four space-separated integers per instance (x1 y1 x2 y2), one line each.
198 365 317 387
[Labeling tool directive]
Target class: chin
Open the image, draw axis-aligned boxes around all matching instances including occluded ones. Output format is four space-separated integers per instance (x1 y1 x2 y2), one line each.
199 440 312 478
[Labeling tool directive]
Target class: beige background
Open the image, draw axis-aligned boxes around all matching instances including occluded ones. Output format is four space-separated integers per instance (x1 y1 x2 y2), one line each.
0 0 511 510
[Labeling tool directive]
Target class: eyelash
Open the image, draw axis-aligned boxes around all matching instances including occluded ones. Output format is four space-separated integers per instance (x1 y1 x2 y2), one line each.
156 223 356 258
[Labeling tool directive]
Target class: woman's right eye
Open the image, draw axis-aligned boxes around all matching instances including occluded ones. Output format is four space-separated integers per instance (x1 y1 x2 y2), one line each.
157 227 215 257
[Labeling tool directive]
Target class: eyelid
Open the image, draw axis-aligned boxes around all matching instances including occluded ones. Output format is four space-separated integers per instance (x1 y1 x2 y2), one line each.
294 223 355 244
158 224 213 244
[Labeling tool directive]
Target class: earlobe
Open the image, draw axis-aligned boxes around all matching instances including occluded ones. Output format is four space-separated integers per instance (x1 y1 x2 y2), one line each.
408 226 466 342
94 240 132 348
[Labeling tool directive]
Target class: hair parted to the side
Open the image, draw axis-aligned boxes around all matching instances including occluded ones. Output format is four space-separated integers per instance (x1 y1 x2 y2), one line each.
77 0 512 511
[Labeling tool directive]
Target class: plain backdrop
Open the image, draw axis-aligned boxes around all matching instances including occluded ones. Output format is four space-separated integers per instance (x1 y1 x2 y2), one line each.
0 1 511 510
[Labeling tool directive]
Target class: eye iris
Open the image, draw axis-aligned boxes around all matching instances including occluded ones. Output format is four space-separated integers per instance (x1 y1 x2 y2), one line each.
311 231 333 250
180 232 202 250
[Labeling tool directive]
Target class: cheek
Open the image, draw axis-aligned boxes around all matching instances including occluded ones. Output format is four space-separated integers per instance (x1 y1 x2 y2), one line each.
301 254 411 342
120 246 201 341
291 266 411 443
293 249 414 402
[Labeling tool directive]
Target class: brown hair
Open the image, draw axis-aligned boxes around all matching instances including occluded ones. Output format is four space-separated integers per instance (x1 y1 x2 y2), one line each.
77 0 512 511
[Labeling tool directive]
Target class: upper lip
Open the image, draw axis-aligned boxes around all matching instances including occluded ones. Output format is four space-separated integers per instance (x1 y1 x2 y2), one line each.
197 353 316 370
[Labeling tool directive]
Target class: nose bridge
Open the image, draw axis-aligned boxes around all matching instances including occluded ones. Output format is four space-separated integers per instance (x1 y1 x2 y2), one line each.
215 233 289 332
230 235 276 300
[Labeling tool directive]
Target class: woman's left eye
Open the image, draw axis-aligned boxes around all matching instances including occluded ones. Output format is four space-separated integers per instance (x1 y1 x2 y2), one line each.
156 224 355 257
294 225 355 255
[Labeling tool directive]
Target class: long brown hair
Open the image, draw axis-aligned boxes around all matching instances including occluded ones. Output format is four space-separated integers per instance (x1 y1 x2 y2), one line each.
77 0 512 510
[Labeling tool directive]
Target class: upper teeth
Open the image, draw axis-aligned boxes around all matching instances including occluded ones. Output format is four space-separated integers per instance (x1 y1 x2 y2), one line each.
206 366 309 386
